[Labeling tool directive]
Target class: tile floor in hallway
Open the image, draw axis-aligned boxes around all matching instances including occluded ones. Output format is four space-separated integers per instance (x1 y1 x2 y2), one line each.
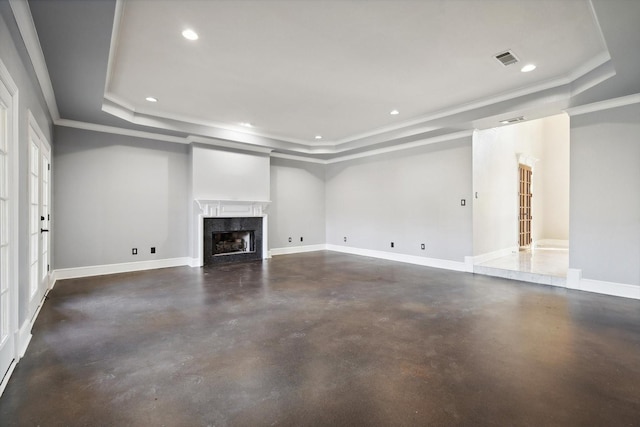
477 248 569 277
0 251 638 426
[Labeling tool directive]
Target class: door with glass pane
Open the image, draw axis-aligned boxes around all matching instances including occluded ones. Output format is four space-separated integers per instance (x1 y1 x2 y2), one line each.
0 78 15 386
518 164 532 249
28 114 51 315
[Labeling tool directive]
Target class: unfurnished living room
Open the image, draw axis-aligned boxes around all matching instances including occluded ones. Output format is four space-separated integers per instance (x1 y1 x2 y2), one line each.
0 0 639 425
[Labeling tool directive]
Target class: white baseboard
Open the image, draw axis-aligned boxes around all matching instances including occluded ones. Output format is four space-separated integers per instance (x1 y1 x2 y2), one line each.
269 244 327 257
0 359 16 397
53 257 191 281
326 244 467 272
17 319 32 359
566 269 639 300
535 239 569 250
469 246 519 265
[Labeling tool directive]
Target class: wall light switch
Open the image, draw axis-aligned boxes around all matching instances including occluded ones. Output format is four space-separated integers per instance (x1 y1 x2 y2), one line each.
461 199 466 206
132 248 137 255
421 243 425 250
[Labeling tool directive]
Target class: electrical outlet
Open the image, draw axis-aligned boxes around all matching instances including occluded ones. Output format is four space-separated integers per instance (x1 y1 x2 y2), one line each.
421 243 425 250
288 237 292 243
151 247 156 254
132 248 137 255
300 237 303 242
344 237 347 242
390 242 394 248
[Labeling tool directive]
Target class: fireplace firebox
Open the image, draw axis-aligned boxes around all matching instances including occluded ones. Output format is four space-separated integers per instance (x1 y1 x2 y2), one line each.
213 231 255 256
203 217 263 266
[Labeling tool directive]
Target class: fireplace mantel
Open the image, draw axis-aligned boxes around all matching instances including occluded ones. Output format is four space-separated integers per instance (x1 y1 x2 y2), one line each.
195 199 271 218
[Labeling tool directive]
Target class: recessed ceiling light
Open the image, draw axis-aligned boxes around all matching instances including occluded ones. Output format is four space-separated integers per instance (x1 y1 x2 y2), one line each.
240 122 253 128
315 135 322 140
145 97 158 102
182 29 199 41
390 110 399 115
521 64 536 73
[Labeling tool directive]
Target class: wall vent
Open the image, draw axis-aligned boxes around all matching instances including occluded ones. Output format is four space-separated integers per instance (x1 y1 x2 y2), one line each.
495 50 519 66
500 116 525 124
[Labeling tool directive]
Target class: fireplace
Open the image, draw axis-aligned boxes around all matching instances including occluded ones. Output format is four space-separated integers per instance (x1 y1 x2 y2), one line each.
203 217 263 266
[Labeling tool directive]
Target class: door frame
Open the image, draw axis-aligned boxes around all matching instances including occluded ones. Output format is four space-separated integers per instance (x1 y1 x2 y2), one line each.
0 58 19 396
27 111 51 317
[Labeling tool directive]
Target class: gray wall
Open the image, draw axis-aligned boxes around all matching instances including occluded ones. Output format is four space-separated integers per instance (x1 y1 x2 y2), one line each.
325 138 473 261
269 157 325 249
53 127 190 269
0 4 53 326
192 144 270 202
570 103 640 286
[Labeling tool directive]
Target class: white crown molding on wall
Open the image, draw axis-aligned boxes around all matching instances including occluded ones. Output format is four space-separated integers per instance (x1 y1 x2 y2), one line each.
8 0 60 121
103 92 327 148
187 135 274 155
103 0 124 93
55 118 188 144
326 130 474 164
565 92 640 116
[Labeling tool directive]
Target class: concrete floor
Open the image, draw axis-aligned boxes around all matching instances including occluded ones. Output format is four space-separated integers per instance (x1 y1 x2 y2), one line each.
1 251 639 426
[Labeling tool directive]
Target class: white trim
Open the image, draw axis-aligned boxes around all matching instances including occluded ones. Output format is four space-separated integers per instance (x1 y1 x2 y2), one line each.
104 0 124 92
52 257 191 281
55 118 187 144
326 244 467 272
326 130 474 164
8 0 60 120
0 57 20 399
269 244 327 256
16 320 32 359
468 246 519 265
565 93 640 116
103 93 319 147
188 135 274 155
534 239 569 250
270 152 328 164
0 358 17 397
566 269 639 300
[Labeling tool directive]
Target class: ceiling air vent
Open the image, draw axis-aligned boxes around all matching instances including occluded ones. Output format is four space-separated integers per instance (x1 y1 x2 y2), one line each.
495 50 519 66
500 116 525 124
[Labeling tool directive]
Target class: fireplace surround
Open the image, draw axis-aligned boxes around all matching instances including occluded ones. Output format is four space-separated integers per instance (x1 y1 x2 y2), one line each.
194 200 270 267
203 217 263 266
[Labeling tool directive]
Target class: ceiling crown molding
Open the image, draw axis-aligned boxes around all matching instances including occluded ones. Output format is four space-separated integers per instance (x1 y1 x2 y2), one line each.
8 0 59 121
565 93 640 117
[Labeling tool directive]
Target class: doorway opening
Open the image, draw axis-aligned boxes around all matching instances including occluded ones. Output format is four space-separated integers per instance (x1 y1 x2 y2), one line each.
472 113 570 279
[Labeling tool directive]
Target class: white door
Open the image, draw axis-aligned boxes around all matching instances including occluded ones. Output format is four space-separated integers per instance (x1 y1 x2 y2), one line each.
0 71 16 387
28 113 51 315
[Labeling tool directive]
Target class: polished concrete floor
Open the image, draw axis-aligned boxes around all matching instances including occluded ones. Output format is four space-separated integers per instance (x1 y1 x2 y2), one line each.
1 251 639 426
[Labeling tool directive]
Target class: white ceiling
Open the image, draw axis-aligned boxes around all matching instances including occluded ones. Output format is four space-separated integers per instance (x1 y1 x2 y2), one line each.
105 0 607 148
